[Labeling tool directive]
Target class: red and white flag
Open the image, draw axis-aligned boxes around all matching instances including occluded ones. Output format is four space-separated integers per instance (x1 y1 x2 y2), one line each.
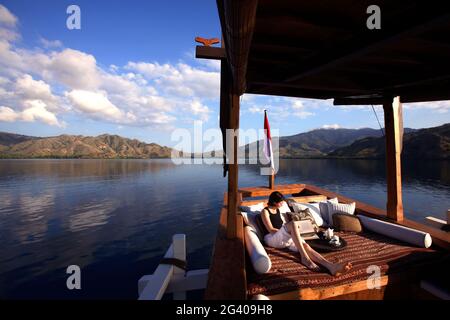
263 110 274 171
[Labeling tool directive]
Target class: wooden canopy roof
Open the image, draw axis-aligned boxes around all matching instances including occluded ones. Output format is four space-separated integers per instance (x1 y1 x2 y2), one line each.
210 0 450 105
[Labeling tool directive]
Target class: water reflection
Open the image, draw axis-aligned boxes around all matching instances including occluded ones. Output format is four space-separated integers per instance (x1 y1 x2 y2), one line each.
0 159 225 299
0 159 177 181
69 200 118 232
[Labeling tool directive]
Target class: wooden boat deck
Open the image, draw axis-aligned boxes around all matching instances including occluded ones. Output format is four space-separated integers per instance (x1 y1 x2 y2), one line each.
204 183 450 300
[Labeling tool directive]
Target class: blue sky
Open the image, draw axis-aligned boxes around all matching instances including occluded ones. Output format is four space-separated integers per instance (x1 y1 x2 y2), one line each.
0 1 449 151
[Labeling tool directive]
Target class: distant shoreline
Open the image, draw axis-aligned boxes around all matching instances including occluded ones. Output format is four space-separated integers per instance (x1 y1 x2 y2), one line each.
1 156 448 160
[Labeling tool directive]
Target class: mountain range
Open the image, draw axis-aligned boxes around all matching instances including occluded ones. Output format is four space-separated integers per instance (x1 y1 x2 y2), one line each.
329 123 450 159
0 132 175 159
0 123 448 159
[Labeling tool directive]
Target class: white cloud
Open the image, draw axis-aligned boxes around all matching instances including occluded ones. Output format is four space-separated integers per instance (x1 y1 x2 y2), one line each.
0 27 19 42
0 106 18 121
197 59 221 71
46 49 100 90
0 5 219 130
245 99 315 119
248 105 265 114
188 100 210 121
321 124 341 129
404 101 450 113
0 5 17 26
290 100 315 118
15 74 58 110
125 61 178 79
39 37 63 49
21 100 62 127
0 101 62 127
125 61 220 99
66 90 125 121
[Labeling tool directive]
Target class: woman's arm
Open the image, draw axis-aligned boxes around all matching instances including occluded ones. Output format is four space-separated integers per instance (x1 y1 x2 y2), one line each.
261 208 279 234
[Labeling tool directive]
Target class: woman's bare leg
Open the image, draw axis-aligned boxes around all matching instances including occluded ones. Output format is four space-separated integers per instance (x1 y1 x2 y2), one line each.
286 222 320 271
303 243 352 276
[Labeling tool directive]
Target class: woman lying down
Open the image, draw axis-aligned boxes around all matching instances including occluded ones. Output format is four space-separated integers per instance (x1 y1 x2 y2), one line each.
261 191 352 276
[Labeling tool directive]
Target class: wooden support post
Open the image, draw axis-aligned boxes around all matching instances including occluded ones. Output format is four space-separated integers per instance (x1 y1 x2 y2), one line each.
383 96 404 221
227 93 240 239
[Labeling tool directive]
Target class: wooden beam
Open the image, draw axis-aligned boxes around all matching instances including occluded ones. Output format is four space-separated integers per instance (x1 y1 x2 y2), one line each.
334 87 450 105
383 97 404 222
255 9 450 97
217 0 258 95
239 184 306 198
205 196 246 300
250 80 372 94
281 12 450 84
226 91 240 239
195 45 226 60
219 58 231 177
334 96 389 105
247 84 337 100
241 195 327 206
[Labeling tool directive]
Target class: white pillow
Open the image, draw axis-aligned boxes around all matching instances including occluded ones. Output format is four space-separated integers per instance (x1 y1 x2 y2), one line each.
240 202 265 214
319 197 338 225
240 211 259 232
358 215 432 248
291 202 324 227
327 201 356 227
240 203 267 240
241 200 290 228
244 226 272 274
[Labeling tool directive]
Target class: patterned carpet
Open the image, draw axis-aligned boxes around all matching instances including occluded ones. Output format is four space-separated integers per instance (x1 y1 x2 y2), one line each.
247 231 446 297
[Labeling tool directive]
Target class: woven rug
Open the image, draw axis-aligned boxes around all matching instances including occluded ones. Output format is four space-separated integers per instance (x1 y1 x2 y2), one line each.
247 231 446 297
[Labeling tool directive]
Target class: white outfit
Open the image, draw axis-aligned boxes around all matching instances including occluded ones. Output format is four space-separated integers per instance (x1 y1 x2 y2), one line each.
264 224 305 252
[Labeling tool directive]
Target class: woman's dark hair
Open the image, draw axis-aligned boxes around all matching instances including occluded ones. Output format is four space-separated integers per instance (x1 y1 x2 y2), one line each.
268 191 285 206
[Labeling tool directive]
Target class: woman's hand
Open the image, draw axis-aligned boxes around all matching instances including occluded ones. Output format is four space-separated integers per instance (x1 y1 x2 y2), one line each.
270 228 279 234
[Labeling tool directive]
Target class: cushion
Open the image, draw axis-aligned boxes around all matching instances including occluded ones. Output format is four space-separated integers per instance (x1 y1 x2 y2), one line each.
255 214 269 238
240 211 259 233
244 226 272 274
240 202 265 214
327 201 356 227
319 197 338 225
291 202 324 226
241 201 290 224
358 215 432 248
240 202 267 239
332 213 363 232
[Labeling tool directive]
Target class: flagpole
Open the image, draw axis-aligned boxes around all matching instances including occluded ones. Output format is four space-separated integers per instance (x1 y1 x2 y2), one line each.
264 110 275 189
269 168 275 189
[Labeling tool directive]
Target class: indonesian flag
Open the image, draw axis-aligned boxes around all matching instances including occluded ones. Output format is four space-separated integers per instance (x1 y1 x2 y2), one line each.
263 110 275 171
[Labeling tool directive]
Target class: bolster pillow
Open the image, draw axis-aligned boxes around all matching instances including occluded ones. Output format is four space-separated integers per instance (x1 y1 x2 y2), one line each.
244 226 272 274
358 215 432 248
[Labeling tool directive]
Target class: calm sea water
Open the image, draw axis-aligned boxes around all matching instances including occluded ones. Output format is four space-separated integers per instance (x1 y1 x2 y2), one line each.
0 159 449 299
